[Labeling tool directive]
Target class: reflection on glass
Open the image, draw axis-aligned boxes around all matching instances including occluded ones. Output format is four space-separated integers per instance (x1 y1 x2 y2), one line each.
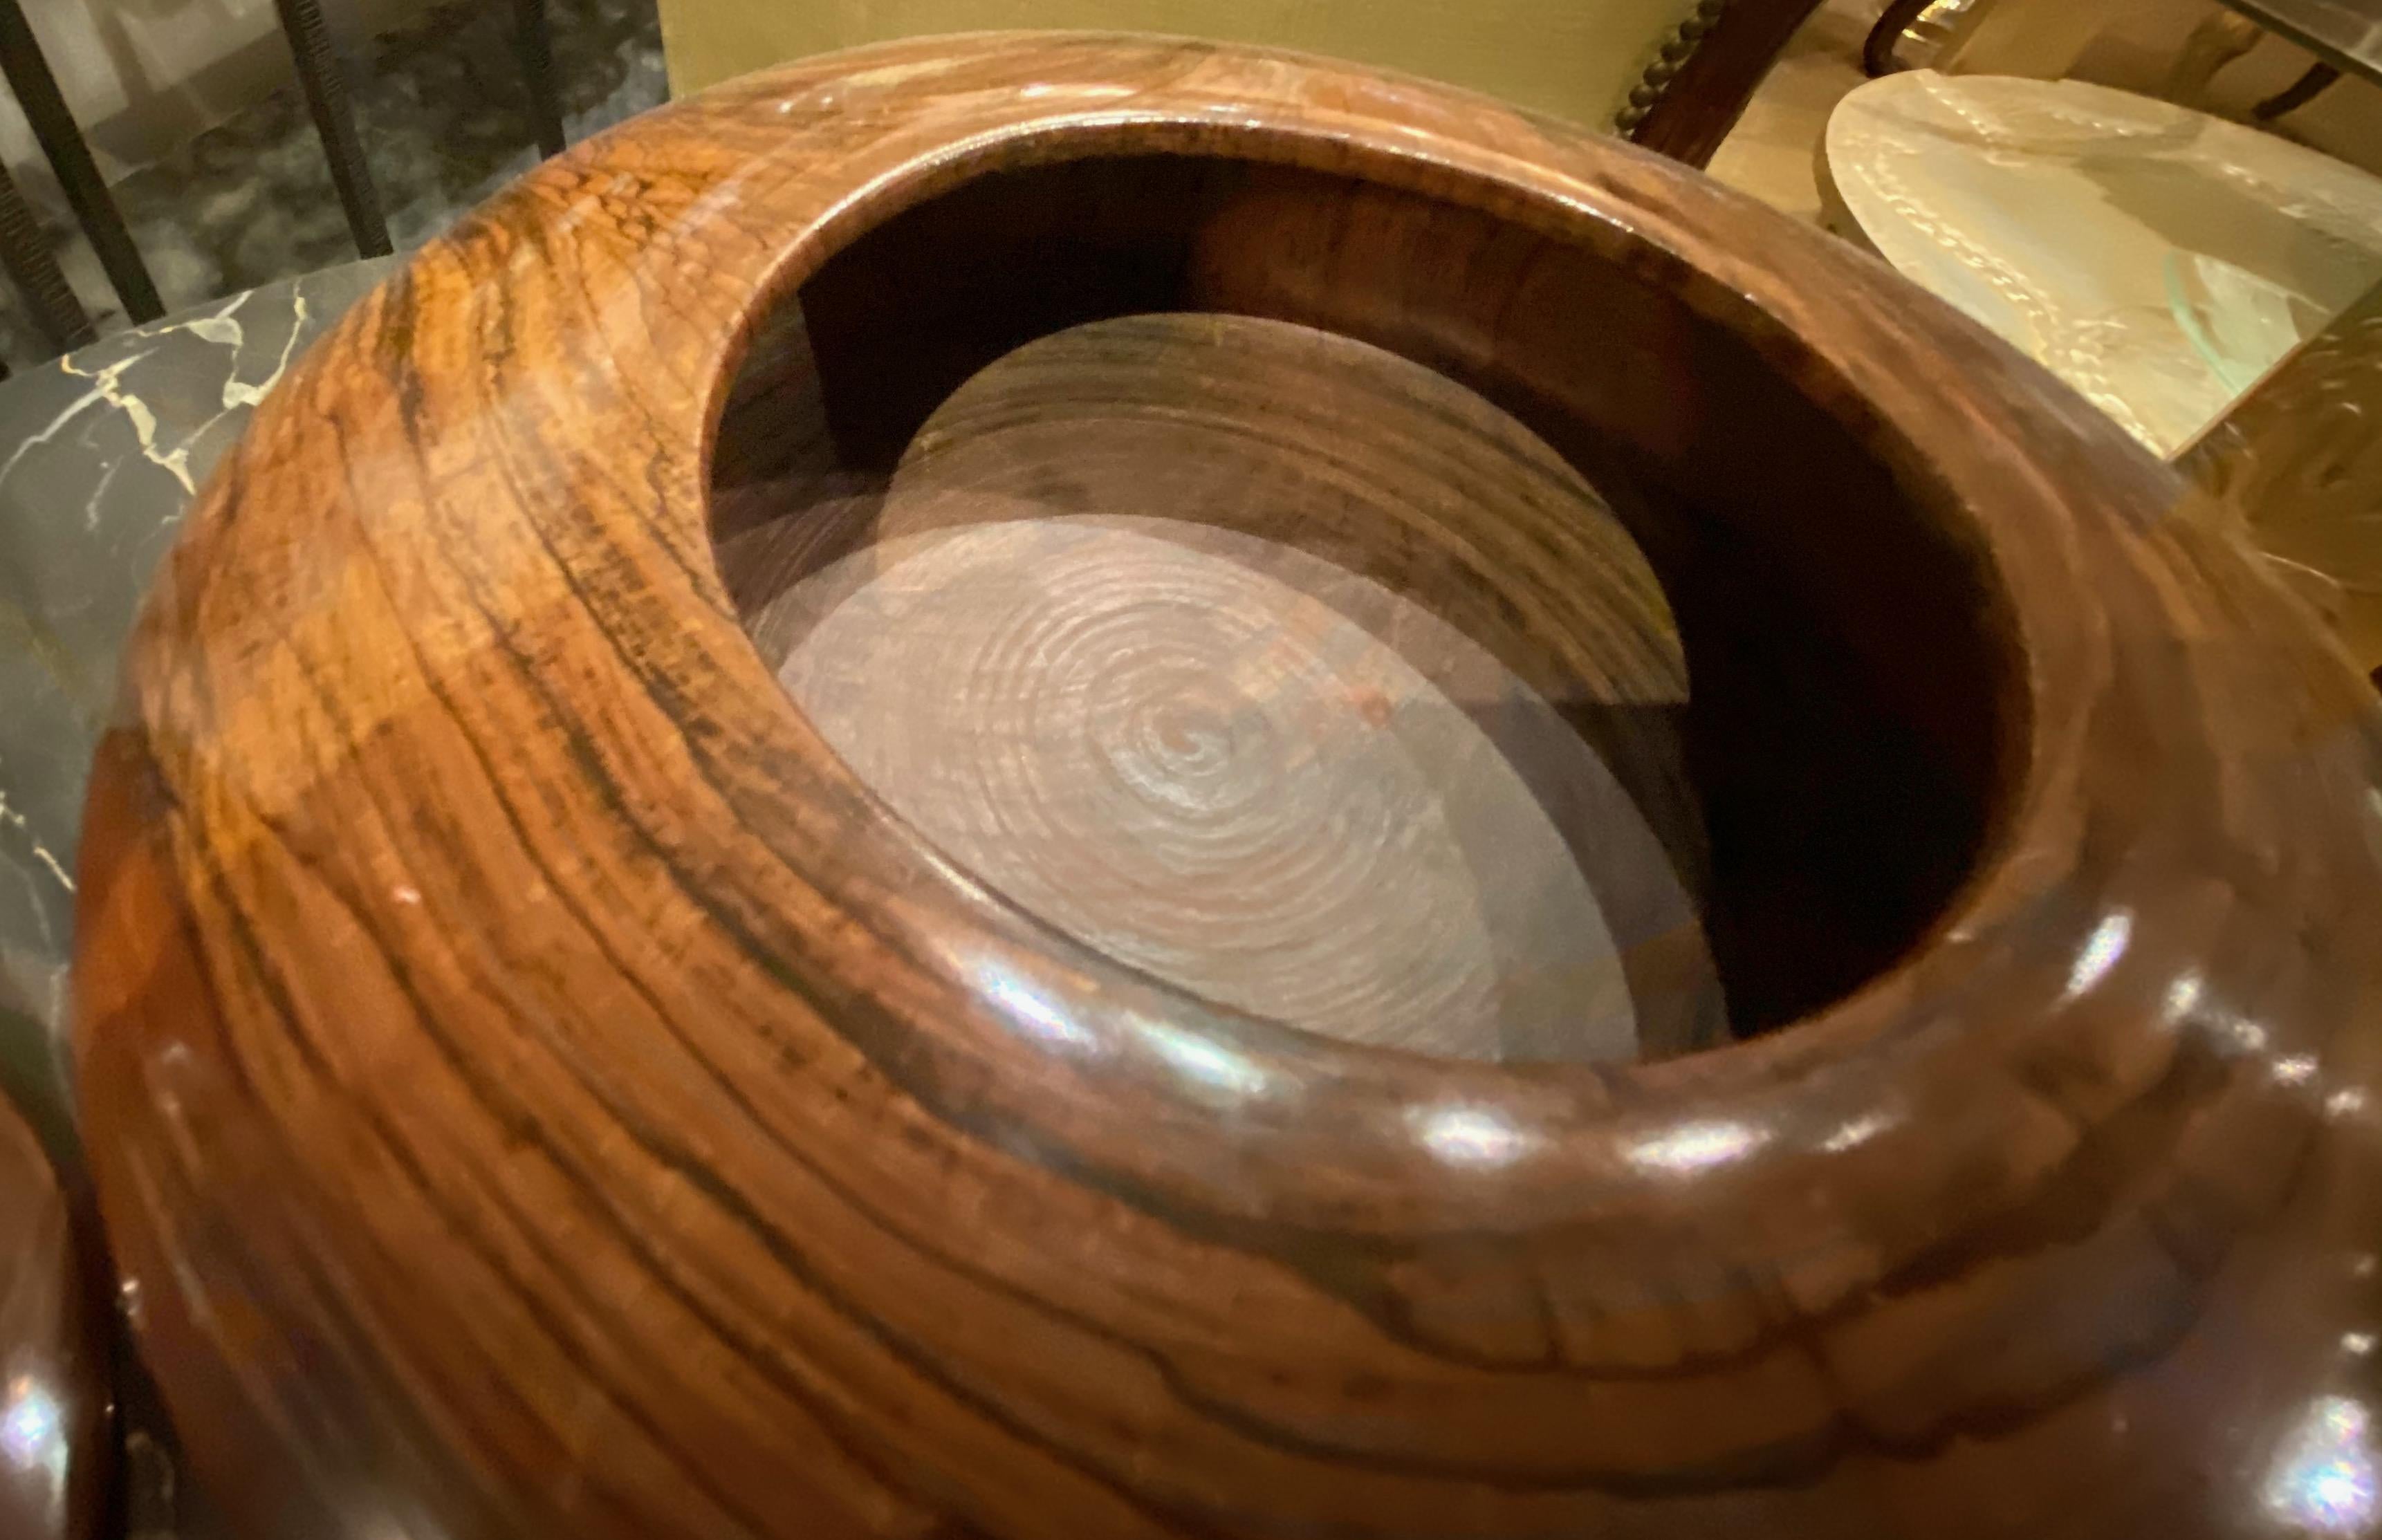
2261 1396 2379 1536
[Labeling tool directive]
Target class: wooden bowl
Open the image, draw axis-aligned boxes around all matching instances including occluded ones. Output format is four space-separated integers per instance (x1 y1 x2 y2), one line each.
71 33 2382 1540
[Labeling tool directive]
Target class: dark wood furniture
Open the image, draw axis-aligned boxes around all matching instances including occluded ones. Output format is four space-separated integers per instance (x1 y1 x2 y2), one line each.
0 1095 107 1540
1861 0 1938 75
1623 0 1829 163
71 33 2382 1540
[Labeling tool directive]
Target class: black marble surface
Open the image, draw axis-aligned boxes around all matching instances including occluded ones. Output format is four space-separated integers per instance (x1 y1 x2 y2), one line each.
0 259 392 1165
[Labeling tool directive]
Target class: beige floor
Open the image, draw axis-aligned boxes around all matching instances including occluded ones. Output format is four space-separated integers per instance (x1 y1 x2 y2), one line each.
1706 0 1879 225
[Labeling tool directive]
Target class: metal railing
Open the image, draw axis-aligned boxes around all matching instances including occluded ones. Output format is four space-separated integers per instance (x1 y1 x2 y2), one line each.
0 0 568 376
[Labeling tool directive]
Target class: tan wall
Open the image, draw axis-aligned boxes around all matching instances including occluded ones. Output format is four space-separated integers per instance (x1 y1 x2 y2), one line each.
656 0 1706 133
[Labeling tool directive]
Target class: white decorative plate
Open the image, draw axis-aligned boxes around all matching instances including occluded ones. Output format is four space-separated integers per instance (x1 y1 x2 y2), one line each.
1827 71 2382 454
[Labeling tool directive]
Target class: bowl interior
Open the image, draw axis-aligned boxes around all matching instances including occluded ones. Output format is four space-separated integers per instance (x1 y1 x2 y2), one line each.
705 150 2023 1063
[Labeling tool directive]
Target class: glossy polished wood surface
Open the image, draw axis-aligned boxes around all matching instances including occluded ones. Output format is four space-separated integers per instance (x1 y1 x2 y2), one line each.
72 33 2382 1540
0 1097 107 1540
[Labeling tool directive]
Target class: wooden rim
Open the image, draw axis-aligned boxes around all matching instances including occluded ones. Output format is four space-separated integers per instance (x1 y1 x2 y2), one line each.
677 39 2103 1178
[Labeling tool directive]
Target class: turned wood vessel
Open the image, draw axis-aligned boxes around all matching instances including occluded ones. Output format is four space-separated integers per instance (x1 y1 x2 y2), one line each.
71 33 2382 1540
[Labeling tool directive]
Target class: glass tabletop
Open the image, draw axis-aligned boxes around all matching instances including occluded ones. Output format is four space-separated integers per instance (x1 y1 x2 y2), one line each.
2218 0 2382 85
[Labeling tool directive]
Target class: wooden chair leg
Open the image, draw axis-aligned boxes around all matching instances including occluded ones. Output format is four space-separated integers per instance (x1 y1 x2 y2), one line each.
1623 0 1829 168
271 0 394 258
2255 59 2341 120
1863 0 1937 76
0 0 160 324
